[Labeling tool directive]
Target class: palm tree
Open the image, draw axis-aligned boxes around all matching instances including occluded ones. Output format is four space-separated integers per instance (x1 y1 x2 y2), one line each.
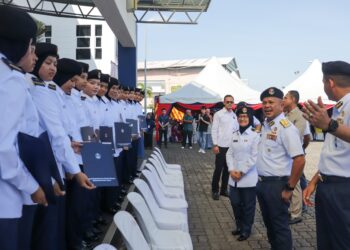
34 18 46 41
137 83 152 98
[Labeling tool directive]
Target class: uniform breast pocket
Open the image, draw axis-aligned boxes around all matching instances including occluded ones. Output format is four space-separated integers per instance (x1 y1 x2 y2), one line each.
265 139 279 153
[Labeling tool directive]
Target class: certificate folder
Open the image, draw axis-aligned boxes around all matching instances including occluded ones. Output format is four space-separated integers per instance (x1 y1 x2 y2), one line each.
114 122 132 147
81 143 118 187
138 115 147 130
17 131 56 204
126 119 138 135
80 126 97 142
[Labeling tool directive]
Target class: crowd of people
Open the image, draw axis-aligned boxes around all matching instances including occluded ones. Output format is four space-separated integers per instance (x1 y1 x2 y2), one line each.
0 6 146 250
210 65 350 249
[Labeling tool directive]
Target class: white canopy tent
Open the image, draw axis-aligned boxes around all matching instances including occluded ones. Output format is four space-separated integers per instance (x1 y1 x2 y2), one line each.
159 81 222 104
195 57 261 104
283 59 334 104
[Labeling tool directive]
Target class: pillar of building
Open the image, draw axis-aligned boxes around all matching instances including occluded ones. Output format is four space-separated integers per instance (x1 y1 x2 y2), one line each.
118 41 137 87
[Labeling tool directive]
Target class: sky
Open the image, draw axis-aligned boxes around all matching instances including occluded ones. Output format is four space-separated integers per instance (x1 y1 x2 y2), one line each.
136 0 350 91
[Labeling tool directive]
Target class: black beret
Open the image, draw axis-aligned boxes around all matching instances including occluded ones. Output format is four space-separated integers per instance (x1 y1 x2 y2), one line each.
87 69 101 80
236 105 253 116
78 62 89 73
140 90 145 95
322 61 350 76
36 43 59 59
260 87 284 101
135 88 141 93
100 73 110 84
236 101 248 110
53 58 82 87
0 5 37 43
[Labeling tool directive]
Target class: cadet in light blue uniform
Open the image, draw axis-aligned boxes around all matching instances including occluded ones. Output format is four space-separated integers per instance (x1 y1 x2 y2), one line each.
0 6 48 249
303 61 350 250
226 105 259 241
256 87 305 250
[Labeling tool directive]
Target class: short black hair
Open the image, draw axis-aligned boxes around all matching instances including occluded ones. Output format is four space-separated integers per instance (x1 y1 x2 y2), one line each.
201 106 206 110
288 90 300 103
224 94 234 101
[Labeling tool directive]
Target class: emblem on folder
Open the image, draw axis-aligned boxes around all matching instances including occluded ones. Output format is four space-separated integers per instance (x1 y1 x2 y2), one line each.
95 153 101 160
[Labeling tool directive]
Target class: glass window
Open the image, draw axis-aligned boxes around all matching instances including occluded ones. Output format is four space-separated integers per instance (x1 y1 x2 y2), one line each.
76 25 91 36
95 48 102 59
95 25 102 36
45 26 52 37
45 38 51 44
76 49 91 60
77 38 90 47
96 37 101 47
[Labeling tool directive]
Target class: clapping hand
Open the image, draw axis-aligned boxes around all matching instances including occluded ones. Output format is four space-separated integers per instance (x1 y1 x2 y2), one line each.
302 97 331 130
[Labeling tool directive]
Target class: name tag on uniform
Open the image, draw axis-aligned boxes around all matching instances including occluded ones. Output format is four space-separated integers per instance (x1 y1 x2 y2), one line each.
266 133 277 141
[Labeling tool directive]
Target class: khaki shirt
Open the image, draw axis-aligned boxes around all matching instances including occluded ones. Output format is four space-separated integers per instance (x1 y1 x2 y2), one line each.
285 107 306 142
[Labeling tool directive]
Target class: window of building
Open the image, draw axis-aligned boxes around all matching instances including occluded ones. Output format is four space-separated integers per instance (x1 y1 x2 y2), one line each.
96 37 101 47
95 48 102 59
45 25 52 37
95 25 102 36
76 25 91 36
45 38 51 43
77 38 90 47
76 49 91 60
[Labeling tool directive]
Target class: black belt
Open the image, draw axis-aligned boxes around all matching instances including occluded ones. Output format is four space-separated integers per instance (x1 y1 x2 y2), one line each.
258 176 289 182
320 174 350 183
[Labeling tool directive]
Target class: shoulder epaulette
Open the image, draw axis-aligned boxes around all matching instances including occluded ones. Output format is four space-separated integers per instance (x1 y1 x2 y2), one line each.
48 83 56 91
335 101 343 110
280 119 291 128
31 77 45 87
268 120 275 127
81 96 86 101
2 58 25 74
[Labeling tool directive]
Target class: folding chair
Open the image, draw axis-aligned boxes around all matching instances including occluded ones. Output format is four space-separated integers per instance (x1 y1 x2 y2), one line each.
153 148 181 170
113 211 150 250
149 155 183 177
127 192 193 250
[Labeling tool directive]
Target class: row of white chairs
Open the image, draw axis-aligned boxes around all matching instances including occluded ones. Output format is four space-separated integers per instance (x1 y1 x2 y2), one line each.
113 147 193 250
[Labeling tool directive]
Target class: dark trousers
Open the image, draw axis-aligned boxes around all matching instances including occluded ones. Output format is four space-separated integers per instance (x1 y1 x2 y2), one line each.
120 150 129 185
127 140 138 178
32 195 66 250
144 132 153 148
211 147 229 193
256 180 292 250
158 129 167 147
18 204 37 250
182 130 193 147
229 186 256 236
315 181 350 250
0 218 19 250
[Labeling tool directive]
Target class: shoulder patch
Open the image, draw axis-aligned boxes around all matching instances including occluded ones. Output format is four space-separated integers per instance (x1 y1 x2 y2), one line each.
48 83 56 91
280 119 291 128
31 77 45 87
81 96 86 101
2 58 25 74
268 120 275 127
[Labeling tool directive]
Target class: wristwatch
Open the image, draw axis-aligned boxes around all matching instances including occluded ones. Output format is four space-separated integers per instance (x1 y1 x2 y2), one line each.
284 183 295 191
324 119 339 133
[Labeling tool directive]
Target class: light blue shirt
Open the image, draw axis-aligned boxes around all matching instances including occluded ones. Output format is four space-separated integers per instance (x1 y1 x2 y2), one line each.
319 93 350 177
30 80 81 178
0 55 39 218
226 127 260 187
257 113 304 176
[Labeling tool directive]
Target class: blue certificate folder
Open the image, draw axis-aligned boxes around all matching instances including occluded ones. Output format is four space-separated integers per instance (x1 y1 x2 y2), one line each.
138 115 147 130
126 119 138 135
81 126 98 142
114 122 132 147
81 143 118 187
17 131 58 204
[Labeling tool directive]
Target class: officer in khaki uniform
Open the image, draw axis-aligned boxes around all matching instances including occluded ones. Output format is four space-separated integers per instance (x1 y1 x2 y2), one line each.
256 87 305 250
303 61 350 250
283 90 306 224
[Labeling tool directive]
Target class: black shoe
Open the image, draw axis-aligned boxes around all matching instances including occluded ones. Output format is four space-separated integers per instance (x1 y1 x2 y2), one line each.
212 192 220 200
237 234 249 241
220 190 229 197
231 229 241 235
289 217 302 225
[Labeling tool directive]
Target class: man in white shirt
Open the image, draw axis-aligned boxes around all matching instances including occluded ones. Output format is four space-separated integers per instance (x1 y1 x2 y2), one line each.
211 95 239 200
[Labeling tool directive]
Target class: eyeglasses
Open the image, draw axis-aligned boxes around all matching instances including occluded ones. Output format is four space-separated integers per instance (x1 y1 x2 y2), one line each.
225 101 234 104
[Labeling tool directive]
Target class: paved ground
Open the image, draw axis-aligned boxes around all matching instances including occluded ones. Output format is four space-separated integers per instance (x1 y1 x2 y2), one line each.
159 141 323 250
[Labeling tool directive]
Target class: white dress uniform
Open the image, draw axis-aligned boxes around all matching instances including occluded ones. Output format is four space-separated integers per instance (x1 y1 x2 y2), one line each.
81 92 101 131
98 96 109 126
30 80 81 178
257 113 304 177
0 56 39 218
226 128 260 187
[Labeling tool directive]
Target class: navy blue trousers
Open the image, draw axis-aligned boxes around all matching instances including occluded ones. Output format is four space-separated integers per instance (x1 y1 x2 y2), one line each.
316 181 350 250
0 218 19 250
18 205 37 250
229 186 256 236
31 195 66 250
256 180 292 250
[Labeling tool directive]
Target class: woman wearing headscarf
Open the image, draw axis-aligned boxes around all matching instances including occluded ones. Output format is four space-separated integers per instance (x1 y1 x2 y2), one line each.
226 105 260 241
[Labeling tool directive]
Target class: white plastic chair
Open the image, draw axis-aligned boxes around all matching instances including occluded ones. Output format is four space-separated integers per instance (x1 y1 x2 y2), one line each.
127 192 193 250
149 155 183 177
153 149 181 170
143 165 185 199
146 159 184 188
93 244 117 250
133 179 188 232
134 178 188 219
114 211 151 250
